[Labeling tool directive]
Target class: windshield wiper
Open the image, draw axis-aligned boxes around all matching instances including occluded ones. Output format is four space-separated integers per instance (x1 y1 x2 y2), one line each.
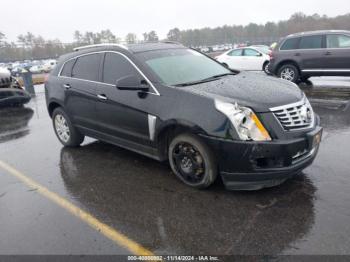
174 72 235 87
209 72 236 79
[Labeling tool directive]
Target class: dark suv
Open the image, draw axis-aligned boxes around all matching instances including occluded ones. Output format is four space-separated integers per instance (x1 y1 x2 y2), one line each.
45 42 322 190
269 30 350 82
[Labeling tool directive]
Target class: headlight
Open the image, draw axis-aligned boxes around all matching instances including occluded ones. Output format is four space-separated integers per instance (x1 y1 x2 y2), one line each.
215 100 271 141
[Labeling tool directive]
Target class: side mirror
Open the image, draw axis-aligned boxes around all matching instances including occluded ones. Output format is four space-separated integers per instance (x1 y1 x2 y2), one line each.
257 53 263 57
116 75 149 92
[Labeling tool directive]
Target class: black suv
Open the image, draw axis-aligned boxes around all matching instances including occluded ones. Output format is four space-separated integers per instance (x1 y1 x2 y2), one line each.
45 42 322 190
269 30 350 82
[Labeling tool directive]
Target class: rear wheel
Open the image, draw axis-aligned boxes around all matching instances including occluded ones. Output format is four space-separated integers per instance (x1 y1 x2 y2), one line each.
52 107 84 147
263 61 270 74
277 64 299 83
168 133 217 189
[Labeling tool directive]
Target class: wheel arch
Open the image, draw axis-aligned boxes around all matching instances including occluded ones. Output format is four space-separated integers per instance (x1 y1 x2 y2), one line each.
48 100 64 118
262 60 270 72
275 60 301 75
263 60 269 68
154 119 209 161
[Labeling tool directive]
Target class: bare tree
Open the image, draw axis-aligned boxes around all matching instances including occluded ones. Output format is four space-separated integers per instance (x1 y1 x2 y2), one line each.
143 32 148 42
125 33 137 44
167 28 181 41
73 30 83 44
0 32 5 46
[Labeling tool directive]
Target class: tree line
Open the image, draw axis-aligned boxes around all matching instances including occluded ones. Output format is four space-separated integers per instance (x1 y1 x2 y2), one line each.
1 12 350 62
169 12 350 46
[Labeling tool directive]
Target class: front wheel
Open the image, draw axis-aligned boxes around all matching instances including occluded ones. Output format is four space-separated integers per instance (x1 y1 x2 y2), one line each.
52 107 84 147
168 133 217 189
277 64 299 83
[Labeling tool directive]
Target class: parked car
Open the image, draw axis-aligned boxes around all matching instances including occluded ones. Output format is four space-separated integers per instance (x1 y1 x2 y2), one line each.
215 47 270 72
42 59 57 72
45 42 322 191
268 30 350 82
0 88 31 107
0 67 31 107
0 67 12 88
30 64 45 74
199 47 210 53
10 66 24 77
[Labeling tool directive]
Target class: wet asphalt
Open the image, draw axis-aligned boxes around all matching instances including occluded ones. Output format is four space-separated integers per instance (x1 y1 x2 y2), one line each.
0 77 350 255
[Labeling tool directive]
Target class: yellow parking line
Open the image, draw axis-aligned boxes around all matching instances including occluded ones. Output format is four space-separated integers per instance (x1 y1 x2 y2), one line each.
0 160 154 256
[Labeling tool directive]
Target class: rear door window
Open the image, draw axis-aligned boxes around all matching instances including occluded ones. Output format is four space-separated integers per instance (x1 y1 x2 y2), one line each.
102 52 139 85
243 48 260 56
71 53 102 81
299 35 323 49
280 38 300 50
327 34 350 48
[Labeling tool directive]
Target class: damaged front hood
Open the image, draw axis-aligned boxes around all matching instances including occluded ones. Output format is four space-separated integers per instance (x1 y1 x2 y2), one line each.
183 72 304 112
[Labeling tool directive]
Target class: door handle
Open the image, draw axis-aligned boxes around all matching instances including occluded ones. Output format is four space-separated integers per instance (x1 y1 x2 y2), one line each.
97 94 107 100
294 53 301 56
63 84 71 89
325 51 332 55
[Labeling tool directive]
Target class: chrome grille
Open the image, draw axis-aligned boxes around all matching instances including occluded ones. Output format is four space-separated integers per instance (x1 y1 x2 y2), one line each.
270 97 314 130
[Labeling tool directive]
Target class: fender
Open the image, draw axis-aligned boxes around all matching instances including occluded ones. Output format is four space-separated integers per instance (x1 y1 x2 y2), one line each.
47 98 64 117
154 118 209 143
275 59 301 74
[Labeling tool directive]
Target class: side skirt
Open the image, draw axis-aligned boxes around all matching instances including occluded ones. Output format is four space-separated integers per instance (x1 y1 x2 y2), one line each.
77 126 164 161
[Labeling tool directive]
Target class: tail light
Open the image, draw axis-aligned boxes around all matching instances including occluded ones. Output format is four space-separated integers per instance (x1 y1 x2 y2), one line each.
268 51 274 60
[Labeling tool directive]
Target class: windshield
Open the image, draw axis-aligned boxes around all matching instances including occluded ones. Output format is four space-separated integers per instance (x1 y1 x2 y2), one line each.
136 48 231 86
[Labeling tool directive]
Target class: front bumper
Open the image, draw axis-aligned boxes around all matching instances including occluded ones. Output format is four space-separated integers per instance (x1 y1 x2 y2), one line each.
202 126 322 190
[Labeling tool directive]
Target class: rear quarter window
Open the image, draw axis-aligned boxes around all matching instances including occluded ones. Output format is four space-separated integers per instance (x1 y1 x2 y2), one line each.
327 34 350 48
60 59 75 77
280 37 300 50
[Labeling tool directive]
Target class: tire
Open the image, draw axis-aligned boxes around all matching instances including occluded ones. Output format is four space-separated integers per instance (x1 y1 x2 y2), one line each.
168 133 217 189
52 107 84 147
277 64 299 83
263 61 270 75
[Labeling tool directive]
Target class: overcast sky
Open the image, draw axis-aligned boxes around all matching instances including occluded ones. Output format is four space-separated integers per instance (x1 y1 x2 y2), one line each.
1 0 349 43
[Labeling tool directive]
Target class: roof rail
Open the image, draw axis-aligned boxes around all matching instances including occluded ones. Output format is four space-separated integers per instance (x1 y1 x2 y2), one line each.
287 29 349 37
73 43 128 51
160 40 183 45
